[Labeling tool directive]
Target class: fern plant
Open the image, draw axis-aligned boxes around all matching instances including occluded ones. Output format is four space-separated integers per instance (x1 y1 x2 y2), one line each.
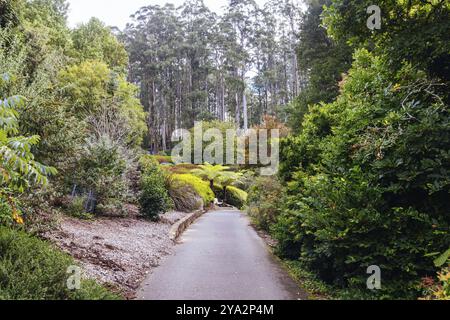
191 163 230 189
216 171 244 204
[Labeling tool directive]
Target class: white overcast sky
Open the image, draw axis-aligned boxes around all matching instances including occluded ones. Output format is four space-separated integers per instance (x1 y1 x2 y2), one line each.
67 0 268 29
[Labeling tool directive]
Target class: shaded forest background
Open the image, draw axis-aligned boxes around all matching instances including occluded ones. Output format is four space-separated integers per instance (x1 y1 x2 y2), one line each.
123 0 303 152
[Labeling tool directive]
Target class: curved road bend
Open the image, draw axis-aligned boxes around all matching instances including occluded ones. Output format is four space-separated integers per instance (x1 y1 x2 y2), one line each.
137 209 308 300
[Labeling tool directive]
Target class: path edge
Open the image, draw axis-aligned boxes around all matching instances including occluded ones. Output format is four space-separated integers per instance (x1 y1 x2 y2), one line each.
169 208 208 242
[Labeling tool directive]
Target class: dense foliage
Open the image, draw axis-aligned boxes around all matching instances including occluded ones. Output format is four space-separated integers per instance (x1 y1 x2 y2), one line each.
247 176 283 232
0 0 146 300
139 156 173 220
1 81 56 225
322 0 450 84
1 0 448 301
257 0 450 299
0 2 146 215
0 226 119 300
285 0 352 131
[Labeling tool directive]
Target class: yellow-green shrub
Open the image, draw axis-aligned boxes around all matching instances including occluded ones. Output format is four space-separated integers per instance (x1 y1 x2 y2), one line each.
432 268 450 300
226 186 248 209
165 175 203 212
421 267 450 300
153 155 174 164
172 174 214 205
212 184 248 209
139 155 159 171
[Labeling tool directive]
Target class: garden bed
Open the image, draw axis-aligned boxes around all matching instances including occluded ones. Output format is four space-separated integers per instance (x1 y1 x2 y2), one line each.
44 208 189 299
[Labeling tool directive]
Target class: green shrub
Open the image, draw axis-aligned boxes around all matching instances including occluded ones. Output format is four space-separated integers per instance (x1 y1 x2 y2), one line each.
66 196 94 220
237 170 257 192
0 226 119 300
139 156 173 219
165 175 203 212
172 174 215 205
226 186 248 210
0 194 14 226
247 177 284 232
139 155 160 171
276 50 450 299
212 184 247 209
74 137 128 215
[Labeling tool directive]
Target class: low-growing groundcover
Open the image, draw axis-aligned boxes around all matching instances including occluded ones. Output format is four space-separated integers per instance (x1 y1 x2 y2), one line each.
0 226 120 300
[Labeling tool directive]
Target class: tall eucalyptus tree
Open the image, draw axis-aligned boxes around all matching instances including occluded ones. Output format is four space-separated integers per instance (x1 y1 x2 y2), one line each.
124 0 303 152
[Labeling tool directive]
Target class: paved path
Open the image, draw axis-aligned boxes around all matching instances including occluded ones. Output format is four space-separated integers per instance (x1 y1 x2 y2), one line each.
137 209 308 300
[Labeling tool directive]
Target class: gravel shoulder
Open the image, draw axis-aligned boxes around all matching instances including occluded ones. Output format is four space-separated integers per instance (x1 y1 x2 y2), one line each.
44 210 188 299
